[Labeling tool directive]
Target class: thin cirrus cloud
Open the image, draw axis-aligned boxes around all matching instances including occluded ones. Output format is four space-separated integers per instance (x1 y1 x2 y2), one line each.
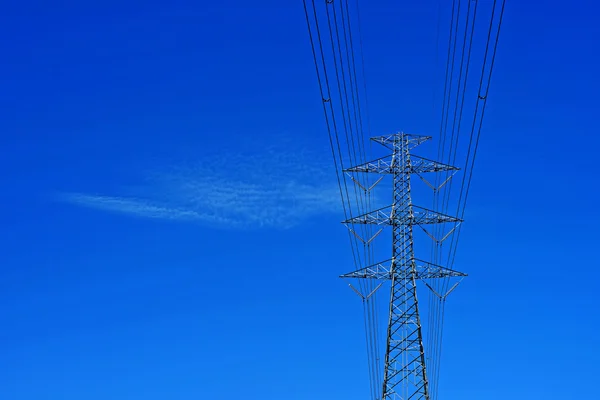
61 148 345 229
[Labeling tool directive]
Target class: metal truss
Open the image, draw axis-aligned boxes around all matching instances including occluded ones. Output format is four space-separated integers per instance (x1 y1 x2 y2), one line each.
344 155 459 175
342 205 462 226
340 259 466 280
370 133 431 150
341 132 464 400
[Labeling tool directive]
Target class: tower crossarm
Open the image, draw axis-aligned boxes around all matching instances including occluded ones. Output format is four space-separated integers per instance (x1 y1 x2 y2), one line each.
340 258 467 280
344 154 459 174
343 155 395 174
412 206 462 225
342 205 395 226
371 133 431 150
411 155 459 174
342 205 462 226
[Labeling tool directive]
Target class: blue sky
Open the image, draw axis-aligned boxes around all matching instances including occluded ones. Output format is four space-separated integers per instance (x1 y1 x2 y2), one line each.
1 1 599 399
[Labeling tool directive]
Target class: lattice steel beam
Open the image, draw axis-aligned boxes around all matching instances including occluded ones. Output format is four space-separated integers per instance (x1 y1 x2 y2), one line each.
370 133 431 150
340 259 467 280
342 205 461 226
344 155 459 174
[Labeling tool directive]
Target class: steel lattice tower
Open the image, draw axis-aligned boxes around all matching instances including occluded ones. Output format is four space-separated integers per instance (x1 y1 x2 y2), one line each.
341 132 466 400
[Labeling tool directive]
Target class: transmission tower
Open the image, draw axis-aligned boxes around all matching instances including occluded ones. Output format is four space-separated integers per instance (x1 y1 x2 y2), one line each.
341 132 466 400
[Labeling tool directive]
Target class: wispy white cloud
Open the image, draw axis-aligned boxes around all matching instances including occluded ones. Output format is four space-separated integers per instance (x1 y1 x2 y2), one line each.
61 193 232 224
60 145 346 229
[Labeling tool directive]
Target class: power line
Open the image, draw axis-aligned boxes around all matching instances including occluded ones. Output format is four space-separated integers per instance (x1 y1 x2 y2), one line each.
449 0 507 271
302 0 363 279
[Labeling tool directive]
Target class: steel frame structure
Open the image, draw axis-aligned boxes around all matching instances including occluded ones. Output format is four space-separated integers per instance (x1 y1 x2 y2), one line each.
341 133 465 400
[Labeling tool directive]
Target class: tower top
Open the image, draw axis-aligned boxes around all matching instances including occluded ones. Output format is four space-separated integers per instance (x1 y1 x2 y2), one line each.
371 132 431 150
